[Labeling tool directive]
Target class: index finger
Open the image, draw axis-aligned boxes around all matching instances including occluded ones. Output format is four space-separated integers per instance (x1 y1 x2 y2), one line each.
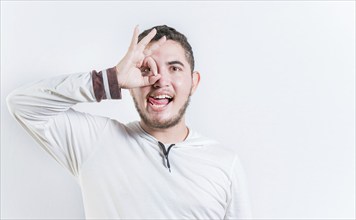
145 56 158 76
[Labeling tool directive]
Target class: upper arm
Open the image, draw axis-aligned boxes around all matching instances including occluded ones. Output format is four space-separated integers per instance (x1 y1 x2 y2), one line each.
224 155 252 219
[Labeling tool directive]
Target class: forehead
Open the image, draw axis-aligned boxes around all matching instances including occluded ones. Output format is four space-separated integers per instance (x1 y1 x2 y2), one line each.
150 40 188 64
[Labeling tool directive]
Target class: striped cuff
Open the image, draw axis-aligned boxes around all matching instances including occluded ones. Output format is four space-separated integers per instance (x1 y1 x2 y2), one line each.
92 67 122 102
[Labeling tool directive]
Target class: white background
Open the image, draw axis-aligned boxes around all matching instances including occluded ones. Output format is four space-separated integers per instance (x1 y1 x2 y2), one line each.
1 1 355 219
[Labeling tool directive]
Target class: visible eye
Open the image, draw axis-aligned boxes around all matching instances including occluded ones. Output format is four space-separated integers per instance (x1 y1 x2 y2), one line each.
141 67 151 74
170 66 182 72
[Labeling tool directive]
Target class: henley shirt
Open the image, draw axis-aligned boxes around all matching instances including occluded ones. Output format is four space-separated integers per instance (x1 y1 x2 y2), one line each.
7 67 252 219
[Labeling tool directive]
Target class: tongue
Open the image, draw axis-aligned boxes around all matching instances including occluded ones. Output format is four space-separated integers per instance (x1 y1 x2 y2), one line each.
148 97 170 105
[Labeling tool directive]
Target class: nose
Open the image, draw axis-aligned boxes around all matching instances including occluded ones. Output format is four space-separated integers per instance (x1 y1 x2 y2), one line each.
153 68 171 88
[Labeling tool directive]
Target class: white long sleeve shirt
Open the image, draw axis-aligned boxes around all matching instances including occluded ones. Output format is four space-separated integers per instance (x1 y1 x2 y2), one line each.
7 68 252 219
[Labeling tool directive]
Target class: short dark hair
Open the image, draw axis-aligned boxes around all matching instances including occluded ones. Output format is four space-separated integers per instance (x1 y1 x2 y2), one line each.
138 25 195 72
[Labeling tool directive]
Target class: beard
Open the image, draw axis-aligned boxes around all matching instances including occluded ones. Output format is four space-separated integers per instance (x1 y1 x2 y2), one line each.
132 95 191 129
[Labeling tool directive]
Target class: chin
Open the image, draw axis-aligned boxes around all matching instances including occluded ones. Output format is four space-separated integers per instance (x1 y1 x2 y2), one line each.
133 95 191 130
142 115 182 129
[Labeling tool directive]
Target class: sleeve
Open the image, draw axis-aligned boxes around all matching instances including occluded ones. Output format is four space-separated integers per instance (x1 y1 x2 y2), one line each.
224 154 252 219
6 67 121 176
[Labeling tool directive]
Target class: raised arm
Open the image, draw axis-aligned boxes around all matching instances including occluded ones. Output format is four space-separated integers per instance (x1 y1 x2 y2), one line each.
6 26 166 176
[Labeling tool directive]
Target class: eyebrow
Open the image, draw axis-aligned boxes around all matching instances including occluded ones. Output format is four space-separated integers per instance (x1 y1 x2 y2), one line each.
167 61 185 67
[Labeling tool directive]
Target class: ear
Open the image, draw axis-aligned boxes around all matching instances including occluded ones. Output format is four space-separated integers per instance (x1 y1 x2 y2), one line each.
190 71 201 95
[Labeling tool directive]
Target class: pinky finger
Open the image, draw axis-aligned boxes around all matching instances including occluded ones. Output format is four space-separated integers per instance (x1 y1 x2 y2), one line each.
129 25 139 49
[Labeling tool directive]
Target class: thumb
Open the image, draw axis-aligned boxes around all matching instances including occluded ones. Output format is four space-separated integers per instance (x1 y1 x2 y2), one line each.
143 74 161 86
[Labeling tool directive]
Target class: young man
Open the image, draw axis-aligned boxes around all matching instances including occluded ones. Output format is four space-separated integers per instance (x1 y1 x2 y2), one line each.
7 25 252 219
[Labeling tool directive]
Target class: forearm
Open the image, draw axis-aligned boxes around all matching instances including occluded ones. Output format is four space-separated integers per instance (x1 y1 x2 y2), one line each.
7 67 121 125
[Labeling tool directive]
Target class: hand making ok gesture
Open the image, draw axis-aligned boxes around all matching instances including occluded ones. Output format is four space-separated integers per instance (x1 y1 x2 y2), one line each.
115 26 167 89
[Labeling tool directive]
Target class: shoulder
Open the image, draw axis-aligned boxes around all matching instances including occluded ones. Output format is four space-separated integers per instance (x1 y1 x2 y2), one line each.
64 108 129 132
192 131 238 158
206 141 237 159
207 141 241 169
188 131 240 169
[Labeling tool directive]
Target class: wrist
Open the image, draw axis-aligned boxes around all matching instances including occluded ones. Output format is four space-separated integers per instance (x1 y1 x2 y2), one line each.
91 67 122 102
107 66 122 99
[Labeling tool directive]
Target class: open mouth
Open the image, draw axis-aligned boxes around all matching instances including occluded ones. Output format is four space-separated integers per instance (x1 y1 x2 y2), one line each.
147 94 174 109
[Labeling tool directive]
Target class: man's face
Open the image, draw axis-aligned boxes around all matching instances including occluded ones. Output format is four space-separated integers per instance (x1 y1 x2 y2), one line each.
130 40 200 129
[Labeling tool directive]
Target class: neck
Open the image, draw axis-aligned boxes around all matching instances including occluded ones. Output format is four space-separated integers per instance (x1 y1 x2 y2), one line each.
139 119 189 144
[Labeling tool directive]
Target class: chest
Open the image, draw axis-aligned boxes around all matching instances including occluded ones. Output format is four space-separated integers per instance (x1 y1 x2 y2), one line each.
79 138 231 218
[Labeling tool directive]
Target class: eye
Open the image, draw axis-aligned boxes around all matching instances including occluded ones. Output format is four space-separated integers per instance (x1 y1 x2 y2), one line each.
170 66 182 72
141 67 151 74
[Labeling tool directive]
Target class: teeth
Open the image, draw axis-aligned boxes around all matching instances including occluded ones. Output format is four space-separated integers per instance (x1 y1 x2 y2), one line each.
151 104 166 107
152 94 172 99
